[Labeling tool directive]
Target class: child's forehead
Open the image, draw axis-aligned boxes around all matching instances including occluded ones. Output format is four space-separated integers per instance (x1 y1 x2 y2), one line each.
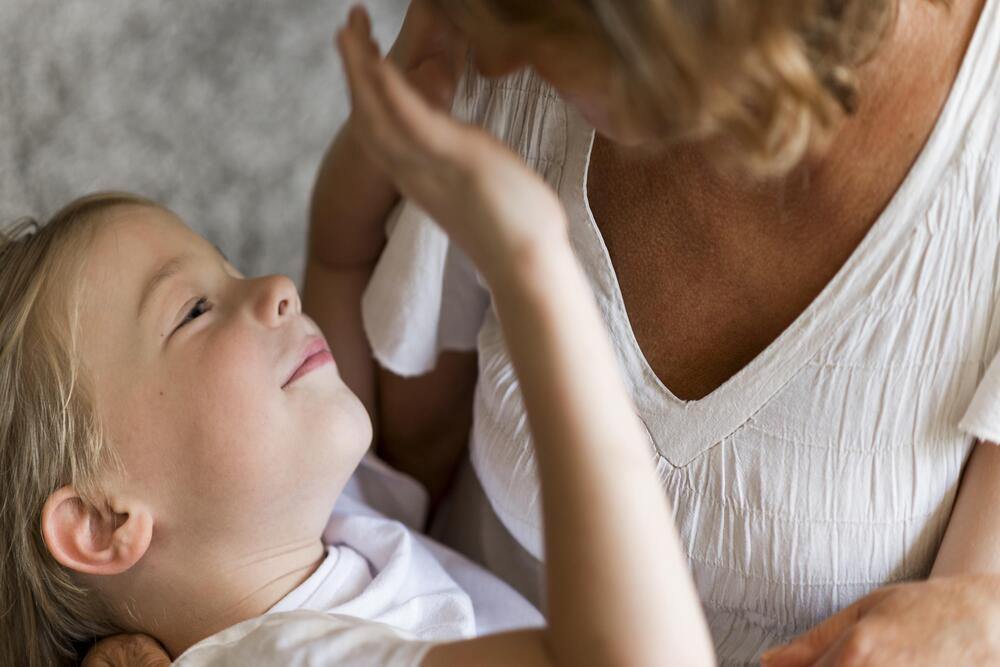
95 205 194 243
71 208 213 362
77 208 212 314
86 206 207 271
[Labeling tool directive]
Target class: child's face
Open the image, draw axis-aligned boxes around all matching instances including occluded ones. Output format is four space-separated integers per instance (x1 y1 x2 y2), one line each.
78 206 371 550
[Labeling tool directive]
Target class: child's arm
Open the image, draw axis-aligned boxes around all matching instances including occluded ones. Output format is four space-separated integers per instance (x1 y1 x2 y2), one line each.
303 1 477 503
338 9 715 666
931 441 1000 575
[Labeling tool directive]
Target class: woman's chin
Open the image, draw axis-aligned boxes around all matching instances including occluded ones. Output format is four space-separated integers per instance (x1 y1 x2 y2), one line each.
579 106 650 147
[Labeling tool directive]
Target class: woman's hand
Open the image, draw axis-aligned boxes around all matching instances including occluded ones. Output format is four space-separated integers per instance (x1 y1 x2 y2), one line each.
386 0 467 111
81 634 171 667
761 575 1000 666
336 5 567 283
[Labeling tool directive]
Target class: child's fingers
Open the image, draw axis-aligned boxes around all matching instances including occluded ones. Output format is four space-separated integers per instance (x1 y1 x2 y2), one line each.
348 6 379 59
367 50 453 156
337 9 459 173
337 7 380 102
342 6 449 142
338 10 411 147
337 15 395 158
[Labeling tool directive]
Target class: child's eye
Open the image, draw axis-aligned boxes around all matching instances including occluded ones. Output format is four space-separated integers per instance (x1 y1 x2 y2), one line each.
174 297 211 332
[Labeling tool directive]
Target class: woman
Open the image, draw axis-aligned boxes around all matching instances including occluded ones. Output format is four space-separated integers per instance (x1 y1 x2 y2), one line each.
88 0 999 664
359 0 1000 664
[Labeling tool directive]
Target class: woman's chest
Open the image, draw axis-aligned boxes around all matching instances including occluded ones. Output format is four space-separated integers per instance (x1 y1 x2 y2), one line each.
584 158 877 402
472 212 997 649
473 138 999 473
584 206 849 400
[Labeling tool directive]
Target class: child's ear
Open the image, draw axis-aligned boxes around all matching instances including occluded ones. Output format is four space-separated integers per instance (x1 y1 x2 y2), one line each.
41 486 153 576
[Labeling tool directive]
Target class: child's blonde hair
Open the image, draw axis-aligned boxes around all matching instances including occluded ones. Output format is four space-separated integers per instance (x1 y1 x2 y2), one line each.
0 192 157 666
438 0 946 174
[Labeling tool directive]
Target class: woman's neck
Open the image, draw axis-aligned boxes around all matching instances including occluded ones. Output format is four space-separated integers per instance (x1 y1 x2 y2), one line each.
594 0 986 237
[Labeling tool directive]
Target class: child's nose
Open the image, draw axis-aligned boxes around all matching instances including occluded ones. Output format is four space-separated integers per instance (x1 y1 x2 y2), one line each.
254 275 301 327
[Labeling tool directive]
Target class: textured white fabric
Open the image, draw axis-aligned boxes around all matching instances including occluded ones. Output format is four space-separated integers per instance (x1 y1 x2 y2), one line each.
173 456 542 666
362 2 1000 664
340 456 545 637
363 204 491 376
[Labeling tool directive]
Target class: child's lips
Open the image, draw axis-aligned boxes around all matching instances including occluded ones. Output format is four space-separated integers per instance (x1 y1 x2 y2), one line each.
282 337 334 388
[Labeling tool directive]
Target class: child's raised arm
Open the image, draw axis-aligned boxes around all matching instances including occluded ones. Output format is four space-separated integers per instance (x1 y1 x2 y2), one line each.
338 7 715 667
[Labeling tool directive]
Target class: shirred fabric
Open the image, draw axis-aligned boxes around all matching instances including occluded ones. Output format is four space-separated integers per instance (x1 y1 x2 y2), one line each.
362 3 1000 664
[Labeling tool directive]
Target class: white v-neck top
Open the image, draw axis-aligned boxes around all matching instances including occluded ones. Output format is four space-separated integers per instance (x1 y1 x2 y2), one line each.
362 3 1000 664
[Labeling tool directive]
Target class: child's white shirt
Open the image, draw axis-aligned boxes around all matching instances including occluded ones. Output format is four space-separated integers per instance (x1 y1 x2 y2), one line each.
172 456 543 666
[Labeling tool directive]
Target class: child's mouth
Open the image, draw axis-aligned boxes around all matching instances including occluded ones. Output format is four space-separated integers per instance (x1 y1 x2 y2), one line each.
282 338 334 388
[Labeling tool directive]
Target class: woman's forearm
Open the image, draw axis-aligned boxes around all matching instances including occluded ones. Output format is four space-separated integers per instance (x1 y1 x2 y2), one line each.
303 120 479 497
303 118 399 422
932 441 1000 577
308 118 399 269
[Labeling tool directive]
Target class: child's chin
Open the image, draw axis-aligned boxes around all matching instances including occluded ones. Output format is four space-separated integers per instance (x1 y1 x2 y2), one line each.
310 421 371 469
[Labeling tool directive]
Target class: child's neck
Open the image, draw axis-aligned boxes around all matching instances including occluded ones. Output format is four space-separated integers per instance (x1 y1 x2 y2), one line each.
115 536 328 659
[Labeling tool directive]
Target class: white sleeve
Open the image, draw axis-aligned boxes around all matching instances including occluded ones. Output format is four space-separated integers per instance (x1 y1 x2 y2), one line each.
174 611 435 667
960 352 1000 443
361 201 490 378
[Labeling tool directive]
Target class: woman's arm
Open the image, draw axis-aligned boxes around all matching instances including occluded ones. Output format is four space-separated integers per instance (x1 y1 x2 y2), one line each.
303 119 393 424
303 0 476 504
761 441 1000 666
337 8 715 666
932 440 1000 576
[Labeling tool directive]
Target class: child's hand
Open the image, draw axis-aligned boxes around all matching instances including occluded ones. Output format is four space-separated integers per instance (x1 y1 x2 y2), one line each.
337 6 568 283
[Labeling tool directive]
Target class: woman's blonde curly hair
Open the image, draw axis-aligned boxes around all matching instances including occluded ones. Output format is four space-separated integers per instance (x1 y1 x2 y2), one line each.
439 0 947 174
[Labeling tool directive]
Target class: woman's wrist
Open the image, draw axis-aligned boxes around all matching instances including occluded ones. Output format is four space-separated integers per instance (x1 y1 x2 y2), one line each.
340 116 396 192
308 117 401 267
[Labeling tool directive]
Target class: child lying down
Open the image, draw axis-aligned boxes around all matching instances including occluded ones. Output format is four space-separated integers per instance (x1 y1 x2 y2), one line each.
0 7 714 667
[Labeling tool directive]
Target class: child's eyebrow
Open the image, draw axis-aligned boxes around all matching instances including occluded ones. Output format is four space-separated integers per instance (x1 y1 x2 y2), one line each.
137 256 190 319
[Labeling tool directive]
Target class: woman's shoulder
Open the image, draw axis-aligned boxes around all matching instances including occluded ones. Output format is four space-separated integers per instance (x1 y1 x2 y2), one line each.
453 61 574 172
454 59 563 119
952 0 1000 155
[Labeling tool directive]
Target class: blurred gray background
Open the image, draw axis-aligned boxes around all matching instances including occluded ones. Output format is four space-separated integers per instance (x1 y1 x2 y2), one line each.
0 0 407 281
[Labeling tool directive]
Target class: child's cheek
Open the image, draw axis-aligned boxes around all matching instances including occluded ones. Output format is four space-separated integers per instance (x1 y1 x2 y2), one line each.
199 319 275 389
190 324 288 459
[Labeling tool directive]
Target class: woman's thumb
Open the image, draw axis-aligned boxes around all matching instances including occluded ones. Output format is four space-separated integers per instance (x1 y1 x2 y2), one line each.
759 596 874 667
